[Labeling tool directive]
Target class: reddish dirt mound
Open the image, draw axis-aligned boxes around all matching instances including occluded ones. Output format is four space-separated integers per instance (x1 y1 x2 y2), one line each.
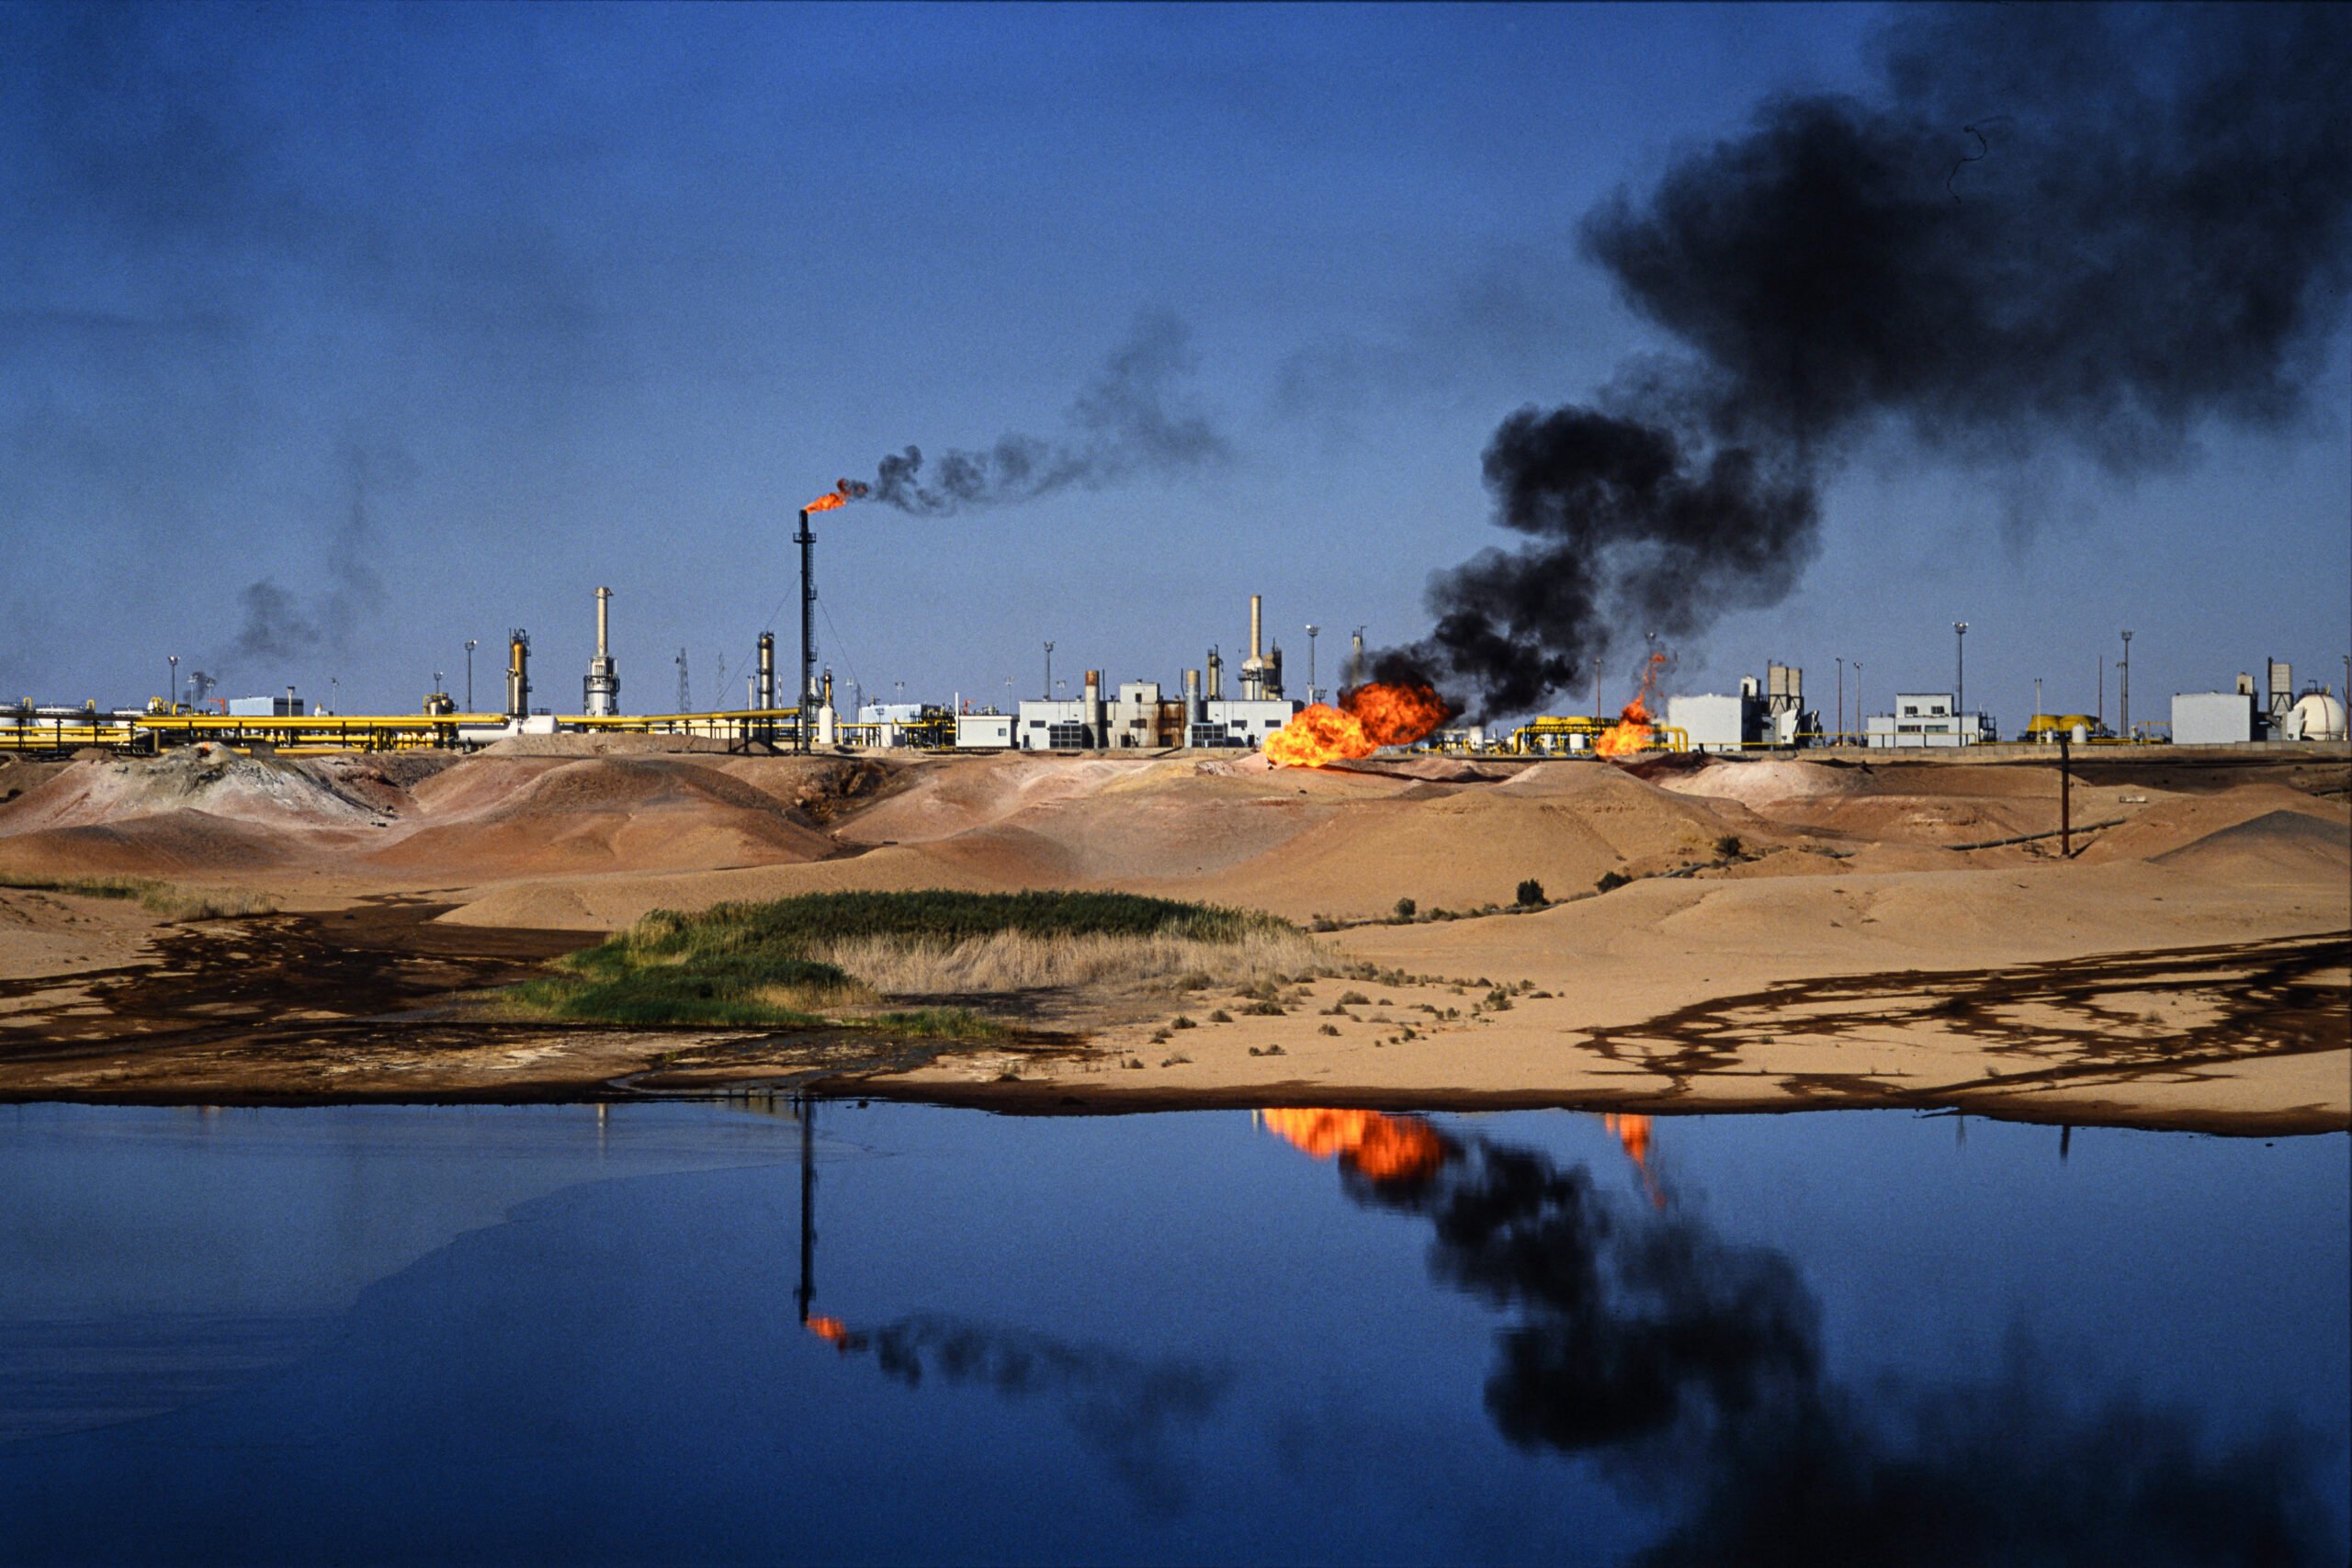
2154 808 2351 881
367 757 837 875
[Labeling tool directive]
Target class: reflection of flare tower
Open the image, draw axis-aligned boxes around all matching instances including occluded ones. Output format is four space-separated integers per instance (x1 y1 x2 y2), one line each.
582 587 620 717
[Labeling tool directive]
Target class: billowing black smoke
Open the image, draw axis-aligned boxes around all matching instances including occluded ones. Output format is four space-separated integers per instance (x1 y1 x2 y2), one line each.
1333 1122 2336 1565
1388 3 2352 718
867 311 1226 514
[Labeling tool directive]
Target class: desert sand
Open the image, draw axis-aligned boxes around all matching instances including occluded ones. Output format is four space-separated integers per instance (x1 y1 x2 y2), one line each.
0 739 2344 1131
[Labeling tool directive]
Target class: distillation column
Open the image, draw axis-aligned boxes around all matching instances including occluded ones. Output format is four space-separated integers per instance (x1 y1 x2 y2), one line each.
583 588 620 716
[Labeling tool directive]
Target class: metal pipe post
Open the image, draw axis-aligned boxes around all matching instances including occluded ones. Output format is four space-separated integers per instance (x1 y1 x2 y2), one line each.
797 509 815 753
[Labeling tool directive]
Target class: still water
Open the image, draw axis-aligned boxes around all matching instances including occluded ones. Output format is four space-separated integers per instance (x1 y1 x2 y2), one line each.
0 1100 2344 1565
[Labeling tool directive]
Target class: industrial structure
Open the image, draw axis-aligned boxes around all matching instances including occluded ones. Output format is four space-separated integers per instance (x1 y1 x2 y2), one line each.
8 525 2346 762
1861 693 1998 749
1665 663 1815 753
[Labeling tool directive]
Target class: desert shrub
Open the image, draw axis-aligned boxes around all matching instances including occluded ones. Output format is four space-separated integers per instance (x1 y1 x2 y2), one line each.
1242 999 1286 1017
1207 1010 1232 1024
1596 871 1631 894
1317 1023 1340 1036
1393 897 1417 920
1170 1015 1196 1030
1714 833 1745 859
1514 878 1546 907
1337 990 1370 1006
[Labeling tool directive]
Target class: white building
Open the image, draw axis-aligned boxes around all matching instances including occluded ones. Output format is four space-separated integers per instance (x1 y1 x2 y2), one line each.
1864 693 1995 748
2171 691 2256 746
956 713 1013 749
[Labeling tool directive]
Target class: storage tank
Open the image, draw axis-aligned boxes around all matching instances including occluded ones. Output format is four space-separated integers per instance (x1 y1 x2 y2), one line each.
2287 690 2347 742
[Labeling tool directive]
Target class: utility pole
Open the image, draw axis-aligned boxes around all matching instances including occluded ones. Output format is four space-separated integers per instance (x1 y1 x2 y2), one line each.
1043 641 1054 701
2120 630 2132 741
1835 656 1843 743
465 638 478 712
166 653 177 713
1852 662 1864 744
676 648 690 713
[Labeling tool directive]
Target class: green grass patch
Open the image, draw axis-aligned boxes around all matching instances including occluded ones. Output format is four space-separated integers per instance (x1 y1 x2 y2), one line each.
499 889 1281 1033
0 874 278 920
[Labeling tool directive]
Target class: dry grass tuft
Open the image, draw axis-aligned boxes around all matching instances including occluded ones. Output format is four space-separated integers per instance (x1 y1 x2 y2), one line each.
814 926 1334 998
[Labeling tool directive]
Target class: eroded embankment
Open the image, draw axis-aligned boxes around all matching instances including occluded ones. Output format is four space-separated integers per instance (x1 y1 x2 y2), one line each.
0 896 2339 1134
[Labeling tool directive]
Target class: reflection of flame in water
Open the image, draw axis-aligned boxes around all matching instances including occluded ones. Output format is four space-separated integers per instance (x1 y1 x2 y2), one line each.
1257 1108 1447 1183
1263 682 1450 769
1595 651 1669 758
1604 1112 1666 1207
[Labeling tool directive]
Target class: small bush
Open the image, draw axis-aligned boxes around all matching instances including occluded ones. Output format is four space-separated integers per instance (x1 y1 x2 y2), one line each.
1317 1023 1340 1036
1714 833 1744 859
1170 1015 1196 1030
1242 1000 1286 1017
1486 988 1512 1011
1161 1052 1192 1067
1393 897 1417 920
1515 878 1546 907
1596 871 1631 894
1207 1009 1232 1024
1337 990 1370 1006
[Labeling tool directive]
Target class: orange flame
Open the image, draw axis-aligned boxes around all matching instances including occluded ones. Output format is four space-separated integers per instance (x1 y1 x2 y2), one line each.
805 478 871 513
1602 1111 1666 1208
806 1315 852 1348
1263 681 1450 768
1259 1108 1447 1184
1595 651 1668 758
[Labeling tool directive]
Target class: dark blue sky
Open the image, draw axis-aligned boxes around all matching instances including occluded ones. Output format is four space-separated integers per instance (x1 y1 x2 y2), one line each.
3 4 2344 725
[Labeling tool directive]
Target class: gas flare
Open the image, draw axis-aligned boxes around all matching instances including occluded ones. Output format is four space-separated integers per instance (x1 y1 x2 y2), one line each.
1603 1112 1665 1208
804 479 871 513
1594 651 1668 759
1258 1108 1447 1184
1262 681 1449 769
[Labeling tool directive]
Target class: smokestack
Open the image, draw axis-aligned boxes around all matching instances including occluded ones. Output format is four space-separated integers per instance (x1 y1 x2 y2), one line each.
1084 670 1104 749
505 628 530 720
1206 648 1223 701
1183 668 1204 728
583 587 620 717
757 632 775 710
1250 594 1263 661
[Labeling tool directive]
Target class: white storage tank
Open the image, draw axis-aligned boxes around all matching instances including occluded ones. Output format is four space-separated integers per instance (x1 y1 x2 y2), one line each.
2285 690 2346 742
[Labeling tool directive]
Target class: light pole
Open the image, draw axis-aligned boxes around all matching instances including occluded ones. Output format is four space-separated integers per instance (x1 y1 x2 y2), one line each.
167 654 178 713
1953 622 1969 737
1305 625 1319 705
2120 630 2132 741
1852 662 1864 743
465 639 478 711
434 670 445 697
2034 676 2043 739
330 676 338 716
1043 641 1054 700
1835 656 1843 742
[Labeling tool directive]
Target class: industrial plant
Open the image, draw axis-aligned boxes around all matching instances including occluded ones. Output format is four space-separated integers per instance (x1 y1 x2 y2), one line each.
1 568 2345 761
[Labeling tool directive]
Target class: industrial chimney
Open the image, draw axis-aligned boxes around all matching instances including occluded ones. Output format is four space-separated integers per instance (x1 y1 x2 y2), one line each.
582 587 620 717
757 633 777 743
505 628 531 719
1240 593 1270 701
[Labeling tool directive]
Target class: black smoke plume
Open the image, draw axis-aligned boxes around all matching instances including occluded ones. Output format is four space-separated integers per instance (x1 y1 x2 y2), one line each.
1328 1121 2336 1565
867 312 1227 514
1387 3 2352 718
224 437 412 670
850 1314 1232 1515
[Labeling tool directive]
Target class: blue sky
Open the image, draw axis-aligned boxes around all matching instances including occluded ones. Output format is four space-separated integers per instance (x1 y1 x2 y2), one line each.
2 3 2344 727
